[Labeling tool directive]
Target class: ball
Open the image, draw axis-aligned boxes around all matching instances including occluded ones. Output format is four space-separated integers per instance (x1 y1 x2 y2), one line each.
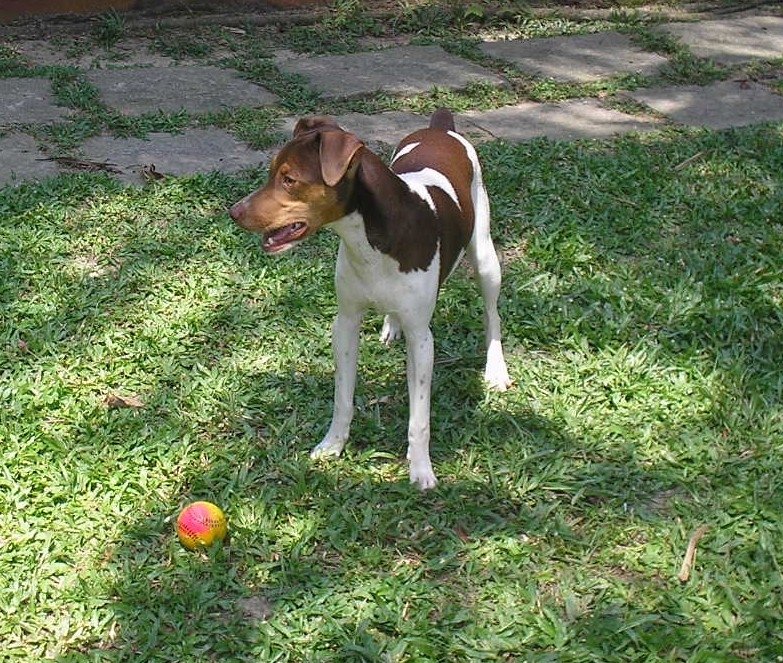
176 501 228 550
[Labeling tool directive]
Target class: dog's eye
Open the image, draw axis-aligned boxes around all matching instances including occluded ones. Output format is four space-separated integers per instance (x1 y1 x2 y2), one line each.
281 174 296 189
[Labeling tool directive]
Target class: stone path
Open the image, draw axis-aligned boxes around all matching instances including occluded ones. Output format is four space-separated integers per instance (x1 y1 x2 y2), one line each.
479 32 669 83
1 12 782 187
658 15 783 65
278 44 505 99
630 80 783 131
84 65 279 116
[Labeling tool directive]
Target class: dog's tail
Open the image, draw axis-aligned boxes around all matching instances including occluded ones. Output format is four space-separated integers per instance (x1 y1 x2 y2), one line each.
429 108 455 133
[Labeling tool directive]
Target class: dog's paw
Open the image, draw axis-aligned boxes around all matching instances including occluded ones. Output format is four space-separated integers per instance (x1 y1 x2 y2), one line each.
310 436 346 459
380 315 403 346
409 462 438 491
484 357 512 392
485 368 512 392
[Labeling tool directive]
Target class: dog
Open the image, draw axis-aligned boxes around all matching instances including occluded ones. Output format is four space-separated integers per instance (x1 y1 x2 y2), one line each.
229 109 511 489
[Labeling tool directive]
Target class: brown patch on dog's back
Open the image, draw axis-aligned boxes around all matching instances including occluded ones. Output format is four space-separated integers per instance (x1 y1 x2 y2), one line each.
387 130 475 281
392 130 475 241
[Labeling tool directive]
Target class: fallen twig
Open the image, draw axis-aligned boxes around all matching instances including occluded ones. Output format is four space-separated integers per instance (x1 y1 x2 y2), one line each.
42 156 122 174
673 150 715 172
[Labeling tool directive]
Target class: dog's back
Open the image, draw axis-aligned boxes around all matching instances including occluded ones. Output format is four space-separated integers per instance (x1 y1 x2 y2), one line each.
388 110 478 284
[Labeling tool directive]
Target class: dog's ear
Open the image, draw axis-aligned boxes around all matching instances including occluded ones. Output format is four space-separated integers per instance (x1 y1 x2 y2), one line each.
318 130 364 187
293 116 342 137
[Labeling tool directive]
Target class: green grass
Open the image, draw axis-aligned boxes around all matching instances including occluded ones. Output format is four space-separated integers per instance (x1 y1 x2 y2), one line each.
92 10 127 50
2 1 783 659
2 122 783 661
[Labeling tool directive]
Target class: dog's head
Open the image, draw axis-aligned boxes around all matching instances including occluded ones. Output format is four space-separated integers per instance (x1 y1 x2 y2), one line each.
229 117 364 254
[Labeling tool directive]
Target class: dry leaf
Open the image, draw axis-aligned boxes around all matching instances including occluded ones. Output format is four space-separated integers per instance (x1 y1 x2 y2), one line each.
678 525 709 582
455 525 471 543
104 394 145 409
141 164 168 182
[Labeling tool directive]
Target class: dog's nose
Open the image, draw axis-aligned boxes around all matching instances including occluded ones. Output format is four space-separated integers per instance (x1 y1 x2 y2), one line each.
229 200 247 222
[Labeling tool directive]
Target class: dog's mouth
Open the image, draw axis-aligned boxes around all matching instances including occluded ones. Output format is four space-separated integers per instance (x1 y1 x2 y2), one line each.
262 222 309 253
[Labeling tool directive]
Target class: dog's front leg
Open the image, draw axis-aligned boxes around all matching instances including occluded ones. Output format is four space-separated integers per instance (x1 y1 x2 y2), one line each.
405 326 437 490
311 311 362 459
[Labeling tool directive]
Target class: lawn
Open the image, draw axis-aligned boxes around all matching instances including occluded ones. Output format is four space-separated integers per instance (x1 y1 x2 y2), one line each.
3 122 782 661
2 2 783 661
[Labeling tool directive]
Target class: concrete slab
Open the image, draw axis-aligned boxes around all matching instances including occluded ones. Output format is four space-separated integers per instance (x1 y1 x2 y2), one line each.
629 79 783 130
79 128 272 184
0 133 59 187
277 45 505 99
85 66 278 116
659 16 783 65
460 99 660 142
480 32 668 83
0 78 71 124
278 110 492 152
8 38 181 69
334 111 430 146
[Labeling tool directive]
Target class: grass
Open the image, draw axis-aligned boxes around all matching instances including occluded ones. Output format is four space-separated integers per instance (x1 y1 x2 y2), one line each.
2 1 783 660
2 123 783 661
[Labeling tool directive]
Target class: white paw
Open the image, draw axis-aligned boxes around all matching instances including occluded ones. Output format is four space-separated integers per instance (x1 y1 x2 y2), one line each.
484 351 512 392
380 315 403 346
310 436 346 459
409 461 438 491
485 366 512 392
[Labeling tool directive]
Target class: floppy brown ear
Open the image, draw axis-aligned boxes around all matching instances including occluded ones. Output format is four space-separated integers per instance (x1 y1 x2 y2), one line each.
293 116 342 138
318 130 364 187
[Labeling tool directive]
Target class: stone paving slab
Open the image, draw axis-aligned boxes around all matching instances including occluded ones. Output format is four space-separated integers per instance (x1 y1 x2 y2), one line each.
333 111 433 147
278 111 431 150
480 32 669 83
8 38 181 69
2 16 783 189
629 79 783 130
79 128 271 184
0 78 71 124
277 44 504 99
85 66 278 116
460 99 660 142
659 16 783 65
277 110 495 149
0 133 60 187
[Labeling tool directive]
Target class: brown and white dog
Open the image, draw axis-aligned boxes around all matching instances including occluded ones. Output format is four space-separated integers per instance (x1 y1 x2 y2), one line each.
229 109 511 489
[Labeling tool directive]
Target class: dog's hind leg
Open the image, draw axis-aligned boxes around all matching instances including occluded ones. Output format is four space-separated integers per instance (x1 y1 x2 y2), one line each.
404 324 437 490
467 175 511 392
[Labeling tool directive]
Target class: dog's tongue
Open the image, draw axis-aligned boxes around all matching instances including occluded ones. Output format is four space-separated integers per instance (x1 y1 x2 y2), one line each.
262 222 307 253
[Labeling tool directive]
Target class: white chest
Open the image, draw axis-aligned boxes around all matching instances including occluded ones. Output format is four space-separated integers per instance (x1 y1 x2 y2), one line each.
331 211 440 316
